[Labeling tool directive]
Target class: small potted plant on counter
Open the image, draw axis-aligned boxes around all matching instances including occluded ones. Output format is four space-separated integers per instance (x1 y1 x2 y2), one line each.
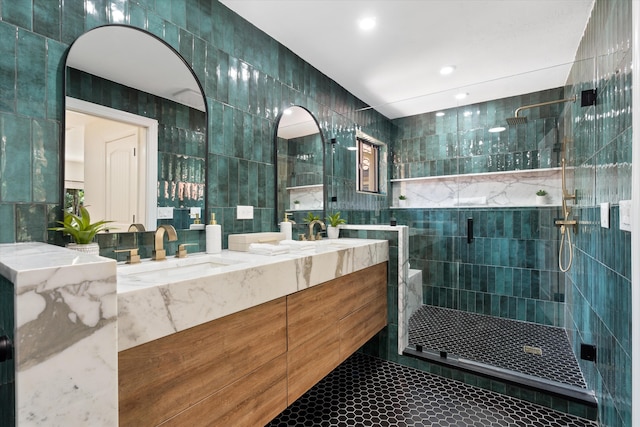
293 200 300 210
49 206 113 255
326 212 346 239
398 194 407 207
536 189 548 205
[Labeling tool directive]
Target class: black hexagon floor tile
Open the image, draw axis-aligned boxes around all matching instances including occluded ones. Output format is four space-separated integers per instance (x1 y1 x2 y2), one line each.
267 353 596 427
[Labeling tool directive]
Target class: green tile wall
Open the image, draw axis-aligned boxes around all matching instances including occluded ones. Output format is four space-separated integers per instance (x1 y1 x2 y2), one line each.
565 1 633 426
392 87 566 179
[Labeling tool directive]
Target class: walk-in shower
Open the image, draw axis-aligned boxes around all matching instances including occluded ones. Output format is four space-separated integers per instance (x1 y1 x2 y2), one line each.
403 88 596 418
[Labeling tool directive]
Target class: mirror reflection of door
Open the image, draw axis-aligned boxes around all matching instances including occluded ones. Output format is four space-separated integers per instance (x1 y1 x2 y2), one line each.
65 99 158 231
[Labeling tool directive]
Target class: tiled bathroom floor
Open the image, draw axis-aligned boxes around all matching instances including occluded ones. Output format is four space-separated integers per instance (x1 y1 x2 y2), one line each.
409 305 586 388
267 353 597 426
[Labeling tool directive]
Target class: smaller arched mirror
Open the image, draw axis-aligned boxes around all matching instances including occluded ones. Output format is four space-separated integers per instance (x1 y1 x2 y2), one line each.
275 106 324 226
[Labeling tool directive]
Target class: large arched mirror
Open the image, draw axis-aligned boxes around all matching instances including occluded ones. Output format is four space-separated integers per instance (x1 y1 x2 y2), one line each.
64 25 207 231
275 106 325 228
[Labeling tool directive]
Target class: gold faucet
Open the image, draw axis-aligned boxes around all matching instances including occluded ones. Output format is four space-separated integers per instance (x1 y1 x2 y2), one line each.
153 225 178 261
128 223 146 232
307 220 326 241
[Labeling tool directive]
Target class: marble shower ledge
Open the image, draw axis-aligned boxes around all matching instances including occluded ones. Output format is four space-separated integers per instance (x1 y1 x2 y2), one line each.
117 238 388 351
390 167 562 182
391 168 563 208
0 242 117 427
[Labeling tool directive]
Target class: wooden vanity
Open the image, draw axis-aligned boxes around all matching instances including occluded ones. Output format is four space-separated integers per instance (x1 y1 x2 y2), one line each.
118 262 388 426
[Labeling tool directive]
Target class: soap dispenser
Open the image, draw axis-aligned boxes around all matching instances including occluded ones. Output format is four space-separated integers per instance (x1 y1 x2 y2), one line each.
280 212 295 240
189 213 205 230
206 211 222 254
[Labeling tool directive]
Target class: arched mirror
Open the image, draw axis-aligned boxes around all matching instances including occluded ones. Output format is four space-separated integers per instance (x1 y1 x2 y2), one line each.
275 106 325 227
64 25 207 231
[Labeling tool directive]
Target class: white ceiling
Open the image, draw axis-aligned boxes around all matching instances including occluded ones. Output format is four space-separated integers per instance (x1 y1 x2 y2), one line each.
220 0 595 119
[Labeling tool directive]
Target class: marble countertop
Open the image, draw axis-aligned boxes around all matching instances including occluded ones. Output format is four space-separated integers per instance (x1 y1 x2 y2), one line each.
117 238 388 351
0 242 116 290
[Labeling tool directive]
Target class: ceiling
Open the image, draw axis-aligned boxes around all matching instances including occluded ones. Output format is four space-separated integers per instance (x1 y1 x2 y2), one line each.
220 0 595 119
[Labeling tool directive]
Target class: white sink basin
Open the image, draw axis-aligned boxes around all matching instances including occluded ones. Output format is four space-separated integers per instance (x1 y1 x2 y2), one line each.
118 254 243 283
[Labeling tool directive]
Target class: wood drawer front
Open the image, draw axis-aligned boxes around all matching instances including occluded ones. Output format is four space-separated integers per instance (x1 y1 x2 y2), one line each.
339 275 388 359
119 297 287 426
287 325 341 404
333 262 387 319
161 354 288 427
287 279 342 349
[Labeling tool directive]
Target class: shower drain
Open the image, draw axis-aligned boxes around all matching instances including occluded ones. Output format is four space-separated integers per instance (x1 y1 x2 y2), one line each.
523 345 543 356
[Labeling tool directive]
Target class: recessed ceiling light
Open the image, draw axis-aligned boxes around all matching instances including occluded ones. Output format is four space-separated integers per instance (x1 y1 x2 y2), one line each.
463 111 472 117
455 92 468 100
358 17 376 31
435 111 445 117
283 108 293 115
440 65 456 75
488 126 506 133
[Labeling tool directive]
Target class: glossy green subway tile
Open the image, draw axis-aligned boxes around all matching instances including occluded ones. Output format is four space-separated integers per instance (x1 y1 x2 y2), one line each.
16 30 46 119
34 0 61 40
0 22 17 113
0 113 31 202
31 118 59 203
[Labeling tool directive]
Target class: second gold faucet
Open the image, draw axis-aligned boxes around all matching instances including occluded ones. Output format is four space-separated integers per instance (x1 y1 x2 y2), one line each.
153 224 178 261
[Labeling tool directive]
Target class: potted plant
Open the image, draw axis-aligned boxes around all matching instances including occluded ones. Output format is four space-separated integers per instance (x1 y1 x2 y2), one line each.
535 189 548 205
293 200 300 210
49 207 113 255
326 212 346 239
398 194 407 207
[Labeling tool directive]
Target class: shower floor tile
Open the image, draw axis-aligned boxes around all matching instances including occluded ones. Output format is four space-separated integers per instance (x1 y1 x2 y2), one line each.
408 305 586 388
267 353 596 427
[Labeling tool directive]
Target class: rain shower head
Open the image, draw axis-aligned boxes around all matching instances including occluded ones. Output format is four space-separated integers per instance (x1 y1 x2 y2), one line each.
506 94 577 127
506 116 527 125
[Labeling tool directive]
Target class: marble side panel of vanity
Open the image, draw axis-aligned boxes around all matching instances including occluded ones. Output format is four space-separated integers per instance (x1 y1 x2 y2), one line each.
0 242 117 427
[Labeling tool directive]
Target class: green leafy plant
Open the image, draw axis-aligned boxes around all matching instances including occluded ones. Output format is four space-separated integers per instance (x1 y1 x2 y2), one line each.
303 212 321 223
326 212 346 228
536 189 548 196
49 206 113 244
399 194 407 200
293 200 300 204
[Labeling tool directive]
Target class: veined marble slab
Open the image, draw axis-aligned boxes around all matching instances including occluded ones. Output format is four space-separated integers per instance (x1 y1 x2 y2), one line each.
118 238 388 351
391 168 562 208
0 242 117 427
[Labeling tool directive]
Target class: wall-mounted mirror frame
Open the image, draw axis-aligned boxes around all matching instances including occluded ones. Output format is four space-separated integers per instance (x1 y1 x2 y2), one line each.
63 24 208 232
274 106 326 228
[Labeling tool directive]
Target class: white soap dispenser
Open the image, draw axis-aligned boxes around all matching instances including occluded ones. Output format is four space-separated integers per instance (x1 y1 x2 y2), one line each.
206 211 222 254
279 212 295 241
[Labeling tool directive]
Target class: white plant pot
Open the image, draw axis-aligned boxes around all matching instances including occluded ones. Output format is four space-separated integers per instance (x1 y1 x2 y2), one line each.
398 199 407 208
66 242 100 255
536 195 547 205
327 226 340 239
293 203 300 210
